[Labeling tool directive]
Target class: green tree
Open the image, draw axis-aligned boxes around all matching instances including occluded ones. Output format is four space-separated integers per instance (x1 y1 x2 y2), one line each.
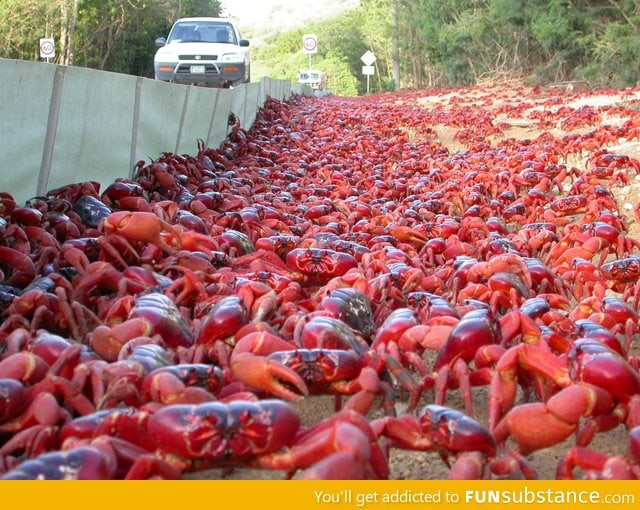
253 2 393 95
3 0 640 91
581 19 640 87
0 0 66 61
75 0 220 75
320 51 360 96
0 0 220 77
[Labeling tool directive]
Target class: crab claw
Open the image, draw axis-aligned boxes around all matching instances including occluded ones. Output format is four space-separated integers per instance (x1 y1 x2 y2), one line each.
387 224 427 246
493 383 615 454
231 353 308 400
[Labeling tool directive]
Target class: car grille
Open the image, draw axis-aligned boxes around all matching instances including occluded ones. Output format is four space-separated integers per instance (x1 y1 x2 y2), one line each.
178 54 217 60
175 63 220 75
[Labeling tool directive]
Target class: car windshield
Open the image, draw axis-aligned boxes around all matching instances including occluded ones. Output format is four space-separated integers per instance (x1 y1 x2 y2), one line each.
167 21 236 44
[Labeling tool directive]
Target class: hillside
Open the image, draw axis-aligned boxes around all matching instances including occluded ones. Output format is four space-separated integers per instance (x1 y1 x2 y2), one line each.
221 0 360 44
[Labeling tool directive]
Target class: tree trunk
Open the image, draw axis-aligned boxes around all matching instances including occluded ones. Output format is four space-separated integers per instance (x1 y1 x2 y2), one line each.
60 1 68 65
68 0 78 65
391 0 400 90
412 57 422 89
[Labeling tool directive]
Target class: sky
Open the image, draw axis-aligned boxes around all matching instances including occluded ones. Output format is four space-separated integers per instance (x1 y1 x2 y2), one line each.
220 0 360 40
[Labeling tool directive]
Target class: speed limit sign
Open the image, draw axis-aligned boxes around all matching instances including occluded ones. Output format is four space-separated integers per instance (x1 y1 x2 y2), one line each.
39 38 55 59
302 34 318 54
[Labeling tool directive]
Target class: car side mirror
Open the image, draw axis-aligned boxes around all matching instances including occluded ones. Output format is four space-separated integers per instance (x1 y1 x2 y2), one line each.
155 37 167 47
239 39 249 47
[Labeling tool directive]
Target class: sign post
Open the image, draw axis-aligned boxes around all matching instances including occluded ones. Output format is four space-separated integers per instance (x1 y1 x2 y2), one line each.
39 38 55 63
360 50 376 94
302 34 318 70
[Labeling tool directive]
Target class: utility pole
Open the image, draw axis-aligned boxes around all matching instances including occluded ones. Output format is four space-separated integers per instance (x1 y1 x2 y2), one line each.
391 0 400 91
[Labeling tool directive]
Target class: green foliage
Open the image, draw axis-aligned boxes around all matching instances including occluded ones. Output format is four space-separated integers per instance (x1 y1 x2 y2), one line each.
0 0 220 76
3 0 640 92
253 3 392 96
0 0 62 60
76 0 221 75
580 21 640 88
321 52 360 96
400 0 640 88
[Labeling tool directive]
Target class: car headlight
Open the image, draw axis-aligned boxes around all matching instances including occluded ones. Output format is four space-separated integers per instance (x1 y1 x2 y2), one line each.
220 52 243 63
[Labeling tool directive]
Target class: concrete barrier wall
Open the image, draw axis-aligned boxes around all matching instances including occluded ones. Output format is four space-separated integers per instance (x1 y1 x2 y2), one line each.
0 59 292 205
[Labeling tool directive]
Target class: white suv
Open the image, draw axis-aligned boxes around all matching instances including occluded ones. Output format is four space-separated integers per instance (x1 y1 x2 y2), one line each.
154 17 250 88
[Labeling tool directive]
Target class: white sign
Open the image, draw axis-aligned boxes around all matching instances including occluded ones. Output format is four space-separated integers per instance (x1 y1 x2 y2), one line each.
361 50 376 66
39 38 55 59
362 65 375 75
302 34 318 54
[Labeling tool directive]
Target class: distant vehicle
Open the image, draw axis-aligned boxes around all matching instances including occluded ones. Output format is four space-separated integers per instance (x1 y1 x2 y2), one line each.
154 17 250 88
297 69 327 91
